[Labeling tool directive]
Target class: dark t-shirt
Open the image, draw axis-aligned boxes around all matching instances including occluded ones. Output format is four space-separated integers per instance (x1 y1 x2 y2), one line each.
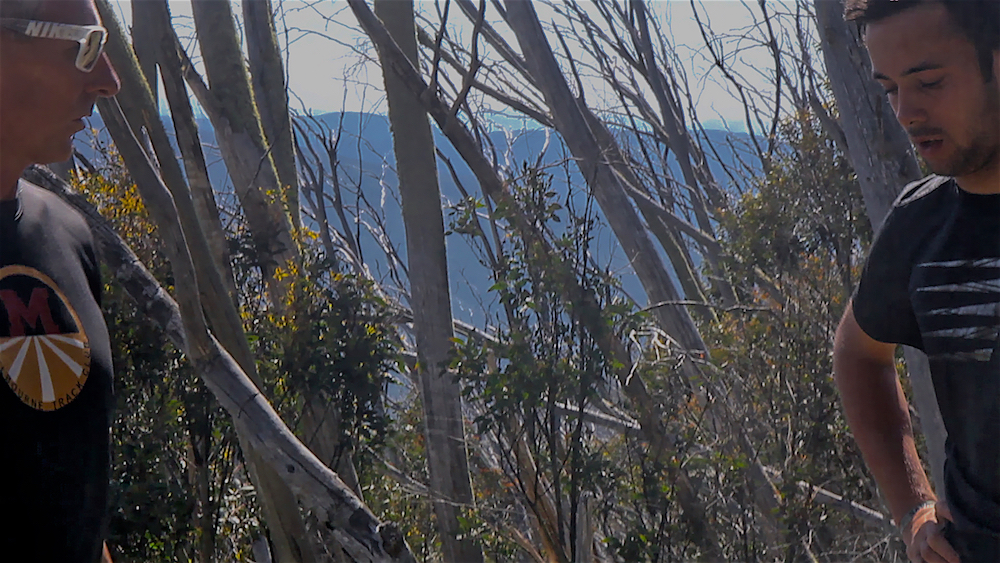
0 180 113 563
854 175 1000 554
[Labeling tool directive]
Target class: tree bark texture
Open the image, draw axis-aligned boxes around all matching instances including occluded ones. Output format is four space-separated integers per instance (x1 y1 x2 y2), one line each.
372 2 484 561
815 0 946 496
130 0 158 106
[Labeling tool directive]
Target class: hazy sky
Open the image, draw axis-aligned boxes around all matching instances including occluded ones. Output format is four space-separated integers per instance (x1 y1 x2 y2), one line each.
110 1 788 130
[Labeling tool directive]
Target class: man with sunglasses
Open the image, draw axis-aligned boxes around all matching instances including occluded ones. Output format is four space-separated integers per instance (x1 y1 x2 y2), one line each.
0 0 120 561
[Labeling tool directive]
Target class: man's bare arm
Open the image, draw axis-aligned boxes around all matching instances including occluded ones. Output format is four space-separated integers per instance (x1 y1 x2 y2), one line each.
834 301 958 563
833 301 935 521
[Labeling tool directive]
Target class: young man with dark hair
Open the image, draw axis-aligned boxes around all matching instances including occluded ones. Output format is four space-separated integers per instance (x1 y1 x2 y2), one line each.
0 0 120 561
834 1 1000 562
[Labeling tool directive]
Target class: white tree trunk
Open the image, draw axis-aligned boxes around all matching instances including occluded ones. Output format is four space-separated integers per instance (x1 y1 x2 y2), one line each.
189 0 299 278
243 0 301 231
372 2 484 562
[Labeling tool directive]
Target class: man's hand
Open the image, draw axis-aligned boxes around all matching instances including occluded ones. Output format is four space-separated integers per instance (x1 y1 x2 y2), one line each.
903 501 960 563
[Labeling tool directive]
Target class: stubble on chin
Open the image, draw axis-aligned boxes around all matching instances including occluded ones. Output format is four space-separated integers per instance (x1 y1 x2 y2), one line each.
929 136 1000 179
930 83 1000 179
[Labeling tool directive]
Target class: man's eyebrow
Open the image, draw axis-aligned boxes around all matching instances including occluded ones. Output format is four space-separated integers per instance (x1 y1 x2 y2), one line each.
872 62 944 81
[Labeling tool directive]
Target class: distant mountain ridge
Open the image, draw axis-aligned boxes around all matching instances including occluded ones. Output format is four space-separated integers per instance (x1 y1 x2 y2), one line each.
75 112 758 325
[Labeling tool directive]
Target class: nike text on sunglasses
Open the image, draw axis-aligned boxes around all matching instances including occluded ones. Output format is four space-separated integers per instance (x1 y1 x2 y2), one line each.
0 19 108 72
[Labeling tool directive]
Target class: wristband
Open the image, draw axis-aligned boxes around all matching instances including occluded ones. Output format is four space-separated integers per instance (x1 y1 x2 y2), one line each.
897 500 936 533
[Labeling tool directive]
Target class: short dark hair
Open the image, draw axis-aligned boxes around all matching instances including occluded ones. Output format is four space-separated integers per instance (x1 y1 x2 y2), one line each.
845 0 1000 81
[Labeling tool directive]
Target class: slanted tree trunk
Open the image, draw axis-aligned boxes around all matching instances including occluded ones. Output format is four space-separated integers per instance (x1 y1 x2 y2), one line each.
147 0 238 304
372 2 484 561
623 0 735 308
815 0 947 496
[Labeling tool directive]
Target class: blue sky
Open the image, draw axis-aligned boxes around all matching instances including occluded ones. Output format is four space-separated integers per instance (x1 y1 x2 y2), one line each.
110 1 792 131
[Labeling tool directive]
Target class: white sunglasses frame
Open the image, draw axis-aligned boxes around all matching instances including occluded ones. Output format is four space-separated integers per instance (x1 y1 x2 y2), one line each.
0 18 108 72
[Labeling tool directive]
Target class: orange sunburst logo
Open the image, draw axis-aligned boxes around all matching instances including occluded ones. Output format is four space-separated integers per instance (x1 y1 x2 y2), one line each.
0 266 91 411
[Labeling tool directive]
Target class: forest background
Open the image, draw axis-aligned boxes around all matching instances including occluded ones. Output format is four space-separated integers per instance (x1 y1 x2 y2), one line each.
32 0 941 561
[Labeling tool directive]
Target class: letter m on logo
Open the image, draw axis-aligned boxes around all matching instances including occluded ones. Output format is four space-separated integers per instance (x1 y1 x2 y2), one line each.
0 288 58 336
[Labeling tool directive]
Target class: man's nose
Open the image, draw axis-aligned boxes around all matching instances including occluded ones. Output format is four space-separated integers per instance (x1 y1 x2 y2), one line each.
85 52 121 98
893 89 925 127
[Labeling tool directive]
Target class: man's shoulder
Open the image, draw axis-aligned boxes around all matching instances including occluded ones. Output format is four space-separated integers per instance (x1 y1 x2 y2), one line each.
869 175 956 252
20 177 66 204
892 174 954 208
18 179 92 240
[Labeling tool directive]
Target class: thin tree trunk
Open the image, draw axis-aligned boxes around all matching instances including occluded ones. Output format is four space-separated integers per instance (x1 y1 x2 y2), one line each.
573 493 594 563
508 415 568 563
627 0 735 306
578 107 717 320
372 2 484 561
148 0 238 305
815 0 946 496
243 0 301 231
131 0 157 107
187 402 216 563
189 0 298 278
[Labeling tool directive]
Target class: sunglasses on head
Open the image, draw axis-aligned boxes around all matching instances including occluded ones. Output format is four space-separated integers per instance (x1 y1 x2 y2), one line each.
0 18 108 72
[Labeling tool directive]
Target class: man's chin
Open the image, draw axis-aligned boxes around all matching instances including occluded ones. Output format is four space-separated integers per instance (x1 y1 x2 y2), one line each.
38 143 75 169
925 150 998 179
920 148 965 178
925 161 954 177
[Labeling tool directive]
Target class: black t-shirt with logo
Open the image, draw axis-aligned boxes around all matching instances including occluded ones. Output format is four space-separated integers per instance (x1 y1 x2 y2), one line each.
854 175 1000 555
0 181 113 563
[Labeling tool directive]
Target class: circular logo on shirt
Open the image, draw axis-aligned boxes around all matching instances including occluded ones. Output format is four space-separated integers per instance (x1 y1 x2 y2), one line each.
0 266 91 411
